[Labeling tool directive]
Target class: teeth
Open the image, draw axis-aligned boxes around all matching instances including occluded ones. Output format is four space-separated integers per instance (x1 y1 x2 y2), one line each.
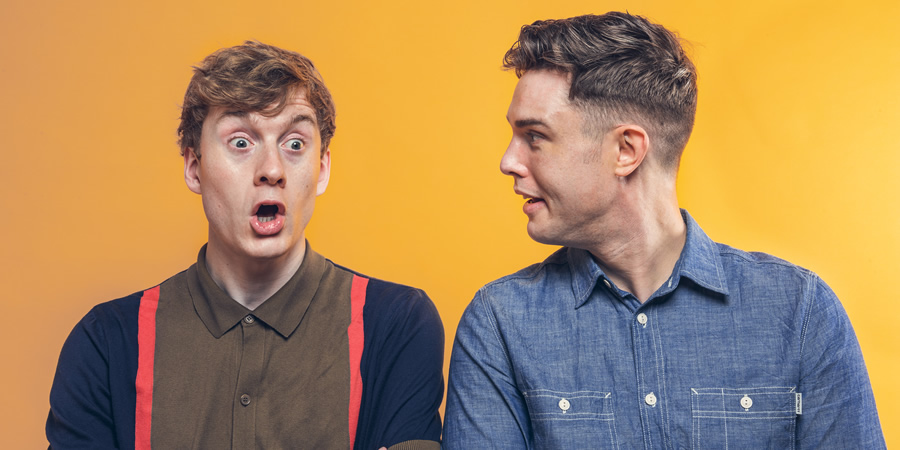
259 216 274 223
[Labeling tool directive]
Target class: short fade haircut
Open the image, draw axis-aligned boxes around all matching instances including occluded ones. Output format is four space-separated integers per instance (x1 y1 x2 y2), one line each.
177 40 336 157
503 12 697 171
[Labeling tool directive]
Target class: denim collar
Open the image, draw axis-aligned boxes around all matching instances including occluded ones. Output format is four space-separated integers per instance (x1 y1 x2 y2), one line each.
570 209 729 308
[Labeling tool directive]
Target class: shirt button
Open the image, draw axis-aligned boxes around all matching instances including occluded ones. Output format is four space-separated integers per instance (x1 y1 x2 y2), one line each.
558 398 570 412
645 392 657 406
741 395 753 409
603 279 612 289
637 313 648 325
244 315 255 324
240 394 251 406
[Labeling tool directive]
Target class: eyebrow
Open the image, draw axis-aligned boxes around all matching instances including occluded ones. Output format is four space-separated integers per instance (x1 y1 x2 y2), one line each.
291 114 316 126
214 111 317 127
511 118 548 129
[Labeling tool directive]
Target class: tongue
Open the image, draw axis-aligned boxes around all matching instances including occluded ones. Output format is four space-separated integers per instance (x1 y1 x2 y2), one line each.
257 204 278 219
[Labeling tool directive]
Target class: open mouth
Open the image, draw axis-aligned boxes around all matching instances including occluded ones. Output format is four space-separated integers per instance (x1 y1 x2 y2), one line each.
526 198 544 204
256 204 279 223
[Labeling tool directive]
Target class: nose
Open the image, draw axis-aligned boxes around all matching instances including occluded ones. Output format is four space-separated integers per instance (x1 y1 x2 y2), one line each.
500 139 528 178
255 146 285 187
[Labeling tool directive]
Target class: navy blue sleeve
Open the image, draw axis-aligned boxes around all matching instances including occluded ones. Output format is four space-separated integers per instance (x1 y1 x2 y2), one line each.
47 294 142 450
354 280 444 449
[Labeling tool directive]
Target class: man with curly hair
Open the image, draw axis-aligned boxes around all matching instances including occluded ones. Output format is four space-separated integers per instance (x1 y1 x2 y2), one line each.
47 41 443 450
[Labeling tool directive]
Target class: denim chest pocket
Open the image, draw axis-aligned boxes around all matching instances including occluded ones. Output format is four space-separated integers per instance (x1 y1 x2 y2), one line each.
691 387 799 449
523 389 618 449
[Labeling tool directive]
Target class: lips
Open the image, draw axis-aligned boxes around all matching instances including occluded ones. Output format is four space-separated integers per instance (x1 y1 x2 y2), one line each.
515 189 545 215
250 201 286 235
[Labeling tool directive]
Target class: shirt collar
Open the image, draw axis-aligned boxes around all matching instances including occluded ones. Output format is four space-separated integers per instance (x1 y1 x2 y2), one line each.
187 241 327 338
674 210 729 297
570 209 728 308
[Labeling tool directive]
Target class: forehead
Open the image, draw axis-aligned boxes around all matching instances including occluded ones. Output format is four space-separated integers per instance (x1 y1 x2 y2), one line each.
205 88 318 130
508 70 574 121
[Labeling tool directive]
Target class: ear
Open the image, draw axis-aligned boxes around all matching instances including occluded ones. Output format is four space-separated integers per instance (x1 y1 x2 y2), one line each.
316 148 332 196
184 147 202 195
613 125 649 177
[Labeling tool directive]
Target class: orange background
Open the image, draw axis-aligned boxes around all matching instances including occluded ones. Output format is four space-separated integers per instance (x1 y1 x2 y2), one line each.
2 0 898 447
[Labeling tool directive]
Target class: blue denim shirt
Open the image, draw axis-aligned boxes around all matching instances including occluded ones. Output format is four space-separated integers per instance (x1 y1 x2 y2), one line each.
444 211 884 449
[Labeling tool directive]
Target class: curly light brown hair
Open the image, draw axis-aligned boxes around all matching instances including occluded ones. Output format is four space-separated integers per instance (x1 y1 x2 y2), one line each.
504 12 697 171
177 41 336 157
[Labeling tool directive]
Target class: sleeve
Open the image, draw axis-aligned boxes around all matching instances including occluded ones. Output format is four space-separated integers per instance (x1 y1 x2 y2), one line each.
46 309 119 449
795 277 886 448
354 284 444 450
443 290 530 449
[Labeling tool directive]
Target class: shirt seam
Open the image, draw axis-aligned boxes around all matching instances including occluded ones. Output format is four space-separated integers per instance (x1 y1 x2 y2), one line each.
475 288 518 390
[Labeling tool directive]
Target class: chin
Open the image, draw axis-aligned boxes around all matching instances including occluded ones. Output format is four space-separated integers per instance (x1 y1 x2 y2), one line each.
526 226 559 246
244 239 294 261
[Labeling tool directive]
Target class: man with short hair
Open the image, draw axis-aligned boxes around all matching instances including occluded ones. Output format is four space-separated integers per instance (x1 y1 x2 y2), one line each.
47 41 443 449
444 12 884 448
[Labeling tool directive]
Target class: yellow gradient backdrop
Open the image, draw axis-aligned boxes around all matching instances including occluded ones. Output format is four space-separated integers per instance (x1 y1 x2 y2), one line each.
2 0 897 446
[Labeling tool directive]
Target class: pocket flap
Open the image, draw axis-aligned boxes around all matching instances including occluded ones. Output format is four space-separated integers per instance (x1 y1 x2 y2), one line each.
691 387 798 419
523 389 613 420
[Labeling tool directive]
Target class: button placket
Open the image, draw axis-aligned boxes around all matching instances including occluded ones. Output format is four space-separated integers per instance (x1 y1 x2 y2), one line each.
234 312 264 446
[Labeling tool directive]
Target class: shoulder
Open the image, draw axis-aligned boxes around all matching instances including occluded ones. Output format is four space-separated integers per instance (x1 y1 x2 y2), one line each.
72 270 190 342
714 242 822 290
709 243 840 321
482 247 569 291
76 290 146 337
329 261 442 330
716 243 813 275
455 248 573 338
475 247 571 306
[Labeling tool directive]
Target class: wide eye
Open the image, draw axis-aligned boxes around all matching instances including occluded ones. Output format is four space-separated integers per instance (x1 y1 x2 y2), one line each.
286 139 304 151
229 137 251 149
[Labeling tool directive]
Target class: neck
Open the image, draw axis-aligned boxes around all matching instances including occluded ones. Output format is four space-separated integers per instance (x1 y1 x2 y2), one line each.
203 241 306 311
588 181 686 303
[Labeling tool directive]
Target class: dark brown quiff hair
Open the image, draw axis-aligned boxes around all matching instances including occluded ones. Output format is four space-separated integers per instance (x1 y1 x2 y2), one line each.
504 12 697 171
177 41 336 157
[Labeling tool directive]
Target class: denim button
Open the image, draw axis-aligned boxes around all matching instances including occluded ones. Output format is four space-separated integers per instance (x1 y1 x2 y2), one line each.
603 279 612 289
558 398 570 412
645 392 657 406
637 313 648 325
740 395 753 409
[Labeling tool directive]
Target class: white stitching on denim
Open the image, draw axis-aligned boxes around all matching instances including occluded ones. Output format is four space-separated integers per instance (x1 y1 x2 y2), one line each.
476 289 517 388
651 308 674 450
797 274 817 371
692 387 796 394
721 387 728 450
634 315 653 449
692 415 796 420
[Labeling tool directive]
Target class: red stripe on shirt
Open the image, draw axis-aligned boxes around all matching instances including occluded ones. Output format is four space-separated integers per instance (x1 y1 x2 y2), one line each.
348 275 368 449
135 285 160 450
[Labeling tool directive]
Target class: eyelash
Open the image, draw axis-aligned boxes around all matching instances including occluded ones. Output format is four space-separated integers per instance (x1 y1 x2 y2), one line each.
226 136 306 151
228 137 253 149
285 138 305 151
526 132 544 144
